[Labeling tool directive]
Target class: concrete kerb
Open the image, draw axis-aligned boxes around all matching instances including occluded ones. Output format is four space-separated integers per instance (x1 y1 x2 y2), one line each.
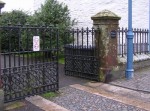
26 95 70 111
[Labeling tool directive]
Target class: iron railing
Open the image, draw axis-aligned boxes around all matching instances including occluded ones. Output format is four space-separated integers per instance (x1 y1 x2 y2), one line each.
118 28 149 57
0 25 59 103
63 27 149 57
64 28 100 81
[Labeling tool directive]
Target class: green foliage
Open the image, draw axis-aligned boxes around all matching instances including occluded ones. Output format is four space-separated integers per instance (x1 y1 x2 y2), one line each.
0 10 29 25
0 10 30 52
27 0 75 53
28 0 75 28
0 0 75 52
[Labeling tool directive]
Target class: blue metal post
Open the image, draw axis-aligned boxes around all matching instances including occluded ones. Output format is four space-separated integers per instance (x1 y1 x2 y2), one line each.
126 0 134 79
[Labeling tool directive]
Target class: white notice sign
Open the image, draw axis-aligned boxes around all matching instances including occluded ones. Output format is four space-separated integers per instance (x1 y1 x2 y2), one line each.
33 36 40 51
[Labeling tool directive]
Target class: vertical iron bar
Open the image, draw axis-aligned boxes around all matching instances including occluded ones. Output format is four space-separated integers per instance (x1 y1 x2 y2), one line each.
26 26 29 65
82 28 84 48
137 29 139 54
14 52 16 66
8 28 12 68
50 28 52 62
81 28 84 76
92 27 94 47
142 29 144 53
140 29 142 54
21 27 24 66
144 29 146 53
125 28 128 55
87 27 89 49
56 27 59 90
134 28 137 54
18 26 21 67
4 53 6 68
122 28 124 57
134 28 136 54
72 28 74 47
34 28 38 64
42 28 45 63
147 29 149 53
8 26 12 100
77 28 79 46
118 28 120 56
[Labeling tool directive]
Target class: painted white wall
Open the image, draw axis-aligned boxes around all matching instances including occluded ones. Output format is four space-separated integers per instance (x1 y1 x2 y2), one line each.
34 0 149 29
2 0 34 13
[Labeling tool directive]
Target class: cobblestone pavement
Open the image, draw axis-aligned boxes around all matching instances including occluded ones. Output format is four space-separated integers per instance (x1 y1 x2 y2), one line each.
110 67 150 92
51 86 147 111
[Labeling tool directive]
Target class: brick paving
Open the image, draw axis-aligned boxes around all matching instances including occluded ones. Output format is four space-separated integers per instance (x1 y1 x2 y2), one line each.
110 67 150 92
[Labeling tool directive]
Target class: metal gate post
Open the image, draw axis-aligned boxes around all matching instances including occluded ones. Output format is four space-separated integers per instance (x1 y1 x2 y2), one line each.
0 0 5 88
0 1 5 109
91 10 121 82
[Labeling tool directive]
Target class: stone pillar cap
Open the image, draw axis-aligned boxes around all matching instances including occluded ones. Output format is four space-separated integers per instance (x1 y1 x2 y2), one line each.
91 9 121 20
0 0 5 8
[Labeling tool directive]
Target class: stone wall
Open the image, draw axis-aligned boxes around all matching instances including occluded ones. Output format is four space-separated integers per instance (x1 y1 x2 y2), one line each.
34 0 149 29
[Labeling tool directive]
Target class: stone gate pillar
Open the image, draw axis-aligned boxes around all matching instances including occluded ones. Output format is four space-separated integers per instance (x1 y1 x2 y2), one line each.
91 10 121 81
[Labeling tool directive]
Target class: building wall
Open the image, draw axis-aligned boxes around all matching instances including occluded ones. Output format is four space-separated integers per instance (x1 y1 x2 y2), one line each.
34 0 149 29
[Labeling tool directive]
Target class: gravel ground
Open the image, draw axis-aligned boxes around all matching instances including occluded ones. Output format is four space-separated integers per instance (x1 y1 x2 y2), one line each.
110 67 150 92
51 86 147 111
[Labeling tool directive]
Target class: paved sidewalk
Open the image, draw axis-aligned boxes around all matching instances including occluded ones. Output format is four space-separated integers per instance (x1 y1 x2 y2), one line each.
110 67 150 92
50 84 149 111
3 82 150 111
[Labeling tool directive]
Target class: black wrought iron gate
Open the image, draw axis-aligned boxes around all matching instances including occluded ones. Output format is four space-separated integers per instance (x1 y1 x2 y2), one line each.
0 25 59 103
64 28 100 81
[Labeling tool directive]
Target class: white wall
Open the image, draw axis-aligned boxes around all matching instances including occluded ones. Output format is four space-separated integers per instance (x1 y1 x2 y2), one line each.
34 0 149 29
2 0 34 12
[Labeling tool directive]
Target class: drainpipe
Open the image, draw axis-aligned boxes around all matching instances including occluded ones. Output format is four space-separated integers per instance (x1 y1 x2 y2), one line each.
126 0 134 79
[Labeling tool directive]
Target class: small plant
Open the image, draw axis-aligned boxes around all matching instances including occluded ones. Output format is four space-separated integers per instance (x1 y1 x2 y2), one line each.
41 92 58 99
99 70 105 82
59 57 65 64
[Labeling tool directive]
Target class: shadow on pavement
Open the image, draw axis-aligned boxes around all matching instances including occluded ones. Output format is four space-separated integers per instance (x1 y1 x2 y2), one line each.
59 64 90 88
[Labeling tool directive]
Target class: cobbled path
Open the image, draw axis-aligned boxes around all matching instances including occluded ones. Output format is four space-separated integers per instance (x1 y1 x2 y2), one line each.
51 86 147 111
110 67 150 92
